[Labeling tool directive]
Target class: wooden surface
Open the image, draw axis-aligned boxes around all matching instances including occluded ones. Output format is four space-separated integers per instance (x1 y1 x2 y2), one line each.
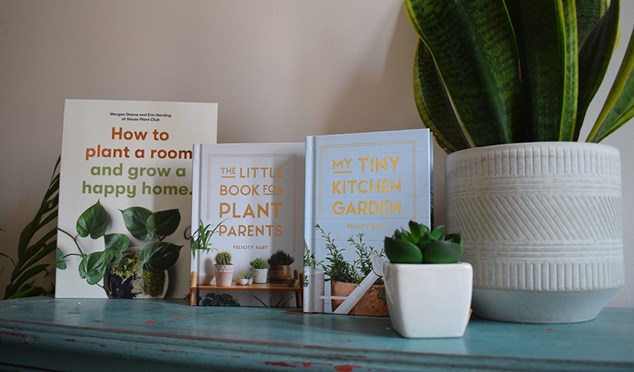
1 297 633 371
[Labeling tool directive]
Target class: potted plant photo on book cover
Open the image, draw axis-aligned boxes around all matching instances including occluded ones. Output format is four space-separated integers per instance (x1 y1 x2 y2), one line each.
383 221 472 338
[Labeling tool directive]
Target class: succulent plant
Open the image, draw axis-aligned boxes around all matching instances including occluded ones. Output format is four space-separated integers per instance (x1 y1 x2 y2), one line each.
249 257 268 269
214 251 232 265
267 250 295 266
384 221 463 264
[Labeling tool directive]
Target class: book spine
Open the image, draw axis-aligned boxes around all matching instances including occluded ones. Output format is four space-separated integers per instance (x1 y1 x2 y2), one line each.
190 144 203 281
303 136 323 313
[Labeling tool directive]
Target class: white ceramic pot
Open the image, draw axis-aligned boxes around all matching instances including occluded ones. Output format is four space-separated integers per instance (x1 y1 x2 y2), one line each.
446 142 624 323
253 268 268 284
383 262 472 338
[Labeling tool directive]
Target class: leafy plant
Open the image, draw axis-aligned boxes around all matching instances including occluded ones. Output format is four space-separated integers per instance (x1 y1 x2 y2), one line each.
237 271 252 279
384 221 463 264
267 250 295 266
315 224 383 284
249 257 268 269
202 293 240 306
57 201 182 293
214 251 232 265
405 0 634 153
190 219 224 258
1 157 60 299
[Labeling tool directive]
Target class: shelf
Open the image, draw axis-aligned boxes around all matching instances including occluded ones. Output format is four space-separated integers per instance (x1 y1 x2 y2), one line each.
189 270 303 307
1 297 633 371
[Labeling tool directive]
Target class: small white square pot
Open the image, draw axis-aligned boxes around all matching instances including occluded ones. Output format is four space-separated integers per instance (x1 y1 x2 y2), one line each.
383 262 472 338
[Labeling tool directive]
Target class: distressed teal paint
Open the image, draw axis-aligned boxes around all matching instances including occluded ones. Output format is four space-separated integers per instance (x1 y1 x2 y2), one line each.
0 297 633 371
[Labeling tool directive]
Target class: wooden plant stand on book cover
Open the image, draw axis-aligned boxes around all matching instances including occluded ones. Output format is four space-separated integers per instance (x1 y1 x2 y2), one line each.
189 270 304 307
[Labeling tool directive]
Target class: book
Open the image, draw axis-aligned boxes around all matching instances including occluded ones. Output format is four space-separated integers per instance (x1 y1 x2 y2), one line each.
190 143 305 307
56 99 217 298
303 129 432 314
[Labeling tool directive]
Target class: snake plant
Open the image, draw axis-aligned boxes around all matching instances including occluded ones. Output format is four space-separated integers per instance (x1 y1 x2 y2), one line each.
405 0 634 153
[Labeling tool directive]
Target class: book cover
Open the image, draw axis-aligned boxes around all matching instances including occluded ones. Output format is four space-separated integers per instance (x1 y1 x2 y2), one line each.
190 143 305 307
56 99 217 298
303 129 432 314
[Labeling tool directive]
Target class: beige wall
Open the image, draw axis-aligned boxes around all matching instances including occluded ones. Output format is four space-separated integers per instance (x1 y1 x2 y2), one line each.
1 0 632 307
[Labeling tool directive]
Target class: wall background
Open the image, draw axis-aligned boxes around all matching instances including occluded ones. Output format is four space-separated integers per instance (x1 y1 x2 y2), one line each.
1 0 632 307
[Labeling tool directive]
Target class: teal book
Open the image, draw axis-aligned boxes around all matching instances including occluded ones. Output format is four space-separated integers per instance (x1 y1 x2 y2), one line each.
303 129 432 314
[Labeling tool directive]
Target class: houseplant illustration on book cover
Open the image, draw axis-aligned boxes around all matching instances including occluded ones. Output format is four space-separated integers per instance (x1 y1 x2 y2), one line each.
190 143 305 307
56 99 217 298
303 129 432 315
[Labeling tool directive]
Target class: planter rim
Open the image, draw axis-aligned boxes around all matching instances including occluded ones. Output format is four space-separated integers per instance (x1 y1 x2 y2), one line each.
385 262 471 269
447 141 618 158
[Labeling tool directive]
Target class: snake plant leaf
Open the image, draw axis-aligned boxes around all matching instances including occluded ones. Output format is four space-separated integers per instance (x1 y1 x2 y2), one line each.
384 237 423 263
405 0 521 146
507 0 578 141
576 0 619 140
414 40 470 153
576 0 610 48
588 25 634 142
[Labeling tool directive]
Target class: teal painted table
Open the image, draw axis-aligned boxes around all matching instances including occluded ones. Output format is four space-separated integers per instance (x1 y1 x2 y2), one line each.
0 297 632 371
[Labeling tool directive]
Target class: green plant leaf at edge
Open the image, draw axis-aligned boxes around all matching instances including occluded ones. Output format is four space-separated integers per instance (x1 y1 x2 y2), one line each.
76 200 109 239
576 0 620 140
588 25 634 142
120 206 153 240
405 0 521 146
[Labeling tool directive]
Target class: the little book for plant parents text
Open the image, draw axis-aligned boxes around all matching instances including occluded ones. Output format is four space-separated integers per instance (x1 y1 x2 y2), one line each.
191 143 304 307
303 129 432 314
56 99 217 298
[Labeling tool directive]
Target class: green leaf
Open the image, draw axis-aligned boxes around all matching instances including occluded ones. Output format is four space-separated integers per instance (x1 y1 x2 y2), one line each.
56 248 67 270
576 0 610 48
576 0 619 140
11 264 49 289
588 25 634 142
76 200 109 239
140 242 182 272
104 233 130 263
405 0 521 146
384 237 423 264
120 206 153 240
413 40 470 153
78 251 112 285
146 209 181 239
421 235 464 264
507 0 578 141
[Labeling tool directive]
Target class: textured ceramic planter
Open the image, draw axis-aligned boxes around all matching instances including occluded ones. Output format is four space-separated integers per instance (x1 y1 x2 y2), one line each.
383 263 472 338
214 264 233 287
446 142 624 323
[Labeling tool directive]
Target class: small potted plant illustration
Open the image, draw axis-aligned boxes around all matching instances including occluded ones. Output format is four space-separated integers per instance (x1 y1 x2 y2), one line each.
190 219 224 258
383 220 472 338
317 224 387 317
250 258 269 284
214 251 233 287
236 271 252 286
267 250 294 283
